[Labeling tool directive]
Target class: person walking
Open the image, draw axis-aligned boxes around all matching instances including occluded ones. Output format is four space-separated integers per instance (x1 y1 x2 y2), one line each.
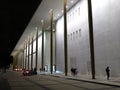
106 66 110 80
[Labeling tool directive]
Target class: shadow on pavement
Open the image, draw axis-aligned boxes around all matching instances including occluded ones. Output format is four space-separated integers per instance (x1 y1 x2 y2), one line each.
0 76 11 90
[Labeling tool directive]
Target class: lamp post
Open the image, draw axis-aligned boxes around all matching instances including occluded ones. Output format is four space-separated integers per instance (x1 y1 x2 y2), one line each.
87 0 95 79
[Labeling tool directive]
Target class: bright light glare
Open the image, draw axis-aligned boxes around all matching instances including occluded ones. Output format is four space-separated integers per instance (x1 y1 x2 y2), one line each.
57 14 60 16
71 0 73 4
66 5 68 9
61 10 63 13
56 70 63 74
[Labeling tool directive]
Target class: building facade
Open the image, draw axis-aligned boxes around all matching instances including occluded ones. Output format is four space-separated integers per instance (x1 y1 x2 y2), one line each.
13 0 120 78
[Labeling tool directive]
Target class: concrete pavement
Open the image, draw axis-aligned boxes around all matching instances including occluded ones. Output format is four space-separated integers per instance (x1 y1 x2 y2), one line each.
37 71 120 87
0 74 11 90
0 71 120 90
51 73 120 87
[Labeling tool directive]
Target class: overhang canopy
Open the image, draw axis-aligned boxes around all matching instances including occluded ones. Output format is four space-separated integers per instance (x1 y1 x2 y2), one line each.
11 0 80 56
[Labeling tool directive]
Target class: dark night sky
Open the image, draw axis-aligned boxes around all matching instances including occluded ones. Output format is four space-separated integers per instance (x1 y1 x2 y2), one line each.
0 0 42 66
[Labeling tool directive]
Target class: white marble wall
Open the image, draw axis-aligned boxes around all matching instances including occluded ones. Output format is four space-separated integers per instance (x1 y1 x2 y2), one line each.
56 0 120 77
92 0 120 77
16 0 120 77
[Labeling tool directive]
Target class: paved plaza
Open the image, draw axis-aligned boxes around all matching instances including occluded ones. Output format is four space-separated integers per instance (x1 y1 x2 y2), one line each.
0 70 120 90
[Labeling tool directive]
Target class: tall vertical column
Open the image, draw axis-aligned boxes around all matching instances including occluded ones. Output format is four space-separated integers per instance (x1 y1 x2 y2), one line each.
28 37 30 70
64 0 68 76
87 0 95 79
16 54 18 69
20 51 23 68
22 50 24 69
13 55 17 69
50 9 53 74
41 20 44 71
23 43 25 69
16 55 18 69
31 33 34 70
25 41 27 70
36 27 38 70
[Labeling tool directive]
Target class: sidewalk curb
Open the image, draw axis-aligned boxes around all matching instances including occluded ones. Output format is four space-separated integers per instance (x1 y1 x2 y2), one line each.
67 77 120 87
51 75 120 87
